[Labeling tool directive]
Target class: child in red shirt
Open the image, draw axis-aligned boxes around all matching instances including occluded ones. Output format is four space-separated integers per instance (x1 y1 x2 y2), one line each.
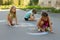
37 12 53 32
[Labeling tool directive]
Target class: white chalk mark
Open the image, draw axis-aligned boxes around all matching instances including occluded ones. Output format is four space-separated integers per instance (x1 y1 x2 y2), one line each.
27 32 48 35
13 23 36 27
0 20 6 23
0 9 20 11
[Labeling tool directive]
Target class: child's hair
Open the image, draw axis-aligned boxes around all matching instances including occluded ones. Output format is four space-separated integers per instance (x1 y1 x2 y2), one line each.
41 12 48 17
10 6 16 18
32 9 37 14
10 6 16 14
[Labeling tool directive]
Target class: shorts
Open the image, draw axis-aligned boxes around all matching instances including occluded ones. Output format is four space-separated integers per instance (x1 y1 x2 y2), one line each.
42 24 49 28
24 16 30 21
42 25 48 28
24 18 29 21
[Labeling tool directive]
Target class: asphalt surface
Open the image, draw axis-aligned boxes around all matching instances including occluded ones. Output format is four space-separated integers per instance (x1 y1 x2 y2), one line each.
0 9 60 40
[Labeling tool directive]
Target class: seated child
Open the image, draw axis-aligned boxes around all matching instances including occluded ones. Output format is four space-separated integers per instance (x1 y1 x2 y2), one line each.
7 6 17 26
24 9 37 21
37 12 53 32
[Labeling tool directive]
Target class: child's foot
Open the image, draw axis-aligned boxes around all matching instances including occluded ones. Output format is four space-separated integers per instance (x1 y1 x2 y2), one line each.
38 29 44 32
45 29 49 32
11 24 15 26
50 30 54 33
8 23 12 26
40 30 44 32
9 24 15 26
8 24 11 26
38 29 40 31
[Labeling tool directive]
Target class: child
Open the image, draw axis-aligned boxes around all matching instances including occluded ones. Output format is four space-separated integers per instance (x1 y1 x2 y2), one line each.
24 9 37 21
7 6 17 26
37 12 53 32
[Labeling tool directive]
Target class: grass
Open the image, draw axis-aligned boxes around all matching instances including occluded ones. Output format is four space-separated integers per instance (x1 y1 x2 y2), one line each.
20 6 60 13
0 5 60 13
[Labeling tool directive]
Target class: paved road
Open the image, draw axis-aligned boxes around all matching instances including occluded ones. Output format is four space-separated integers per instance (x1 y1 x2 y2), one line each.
0 9 60 40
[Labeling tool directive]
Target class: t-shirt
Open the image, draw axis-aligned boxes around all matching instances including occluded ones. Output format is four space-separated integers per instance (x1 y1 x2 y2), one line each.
24 10 32 18
8 13 16 19
41 17 49 28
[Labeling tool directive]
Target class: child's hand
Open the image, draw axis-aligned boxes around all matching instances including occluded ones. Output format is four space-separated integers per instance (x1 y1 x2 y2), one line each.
8 23 11 26
50 30 53 32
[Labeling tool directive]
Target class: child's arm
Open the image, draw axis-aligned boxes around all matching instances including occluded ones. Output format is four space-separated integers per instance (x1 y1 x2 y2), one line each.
37 18 43 29
37 18 44 31
48 16 53 32
37 18 41 26
29 14 35 21
7 14 11 25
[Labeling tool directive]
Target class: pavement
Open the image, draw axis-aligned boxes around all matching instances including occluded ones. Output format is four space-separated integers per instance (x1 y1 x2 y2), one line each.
0 9 60 40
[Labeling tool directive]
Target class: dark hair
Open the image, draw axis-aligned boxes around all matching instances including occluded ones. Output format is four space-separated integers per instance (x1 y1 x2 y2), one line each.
32 9 37 14
41 12 48 17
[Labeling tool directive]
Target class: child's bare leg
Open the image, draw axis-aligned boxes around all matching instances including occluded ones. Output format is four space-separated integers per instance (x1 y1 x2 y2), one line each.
8 16 12 26
29 16 35 21
38 21 44 31
29 18 34 21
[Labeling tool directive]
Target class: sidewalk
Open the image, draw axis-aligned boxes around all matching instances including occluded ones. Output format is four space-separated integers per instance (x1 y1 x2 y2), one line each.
0 9 20 11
